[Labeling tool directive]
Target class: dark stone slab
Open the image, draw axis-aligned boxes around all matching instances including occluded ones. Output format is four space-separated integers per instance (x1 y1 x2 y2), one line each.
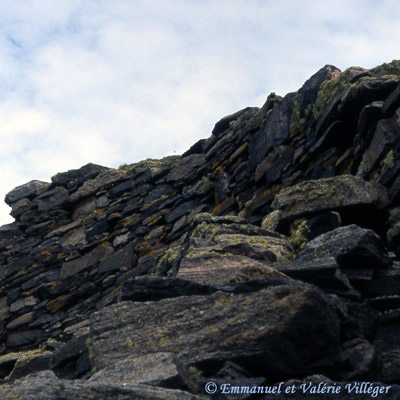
69 170 126 203
310 121 349 154
249 92 295 170
182 138 206 157
357 108 400 178
5 180 47 205
51 163 108 191
10 197 33 218
340 77 399 118
255 145 294 185
60 244 113 280
276 257 356 297
21 270 60 290
107 179 133 198
1 255 34 279
242 93 281 135
98 242 134 273
164 199 200 224
143 184 174 203
86 218 109 239
212 107 253 137
0 223 23 241
7 352 52 381
374 316 400 383
166 154 206 183
296 225 392 269
354 101 384 155
6 329 44 348
382 83 400 116
35 187 69 213
297 65 341 118
50 334 88 376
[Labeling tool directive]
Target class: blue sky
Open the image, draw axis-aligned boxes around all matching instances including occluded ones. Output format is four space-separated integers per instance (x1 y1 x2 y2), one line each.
0 0 399 225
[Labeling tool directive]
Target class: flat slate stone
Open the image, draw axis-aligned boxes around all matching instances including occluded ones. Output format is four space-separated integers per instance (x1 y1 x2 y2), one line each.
98 242 134 273
1 255 34 279
60 244 114 280
166 154 206 183
178 253 287 284
276 257 357 297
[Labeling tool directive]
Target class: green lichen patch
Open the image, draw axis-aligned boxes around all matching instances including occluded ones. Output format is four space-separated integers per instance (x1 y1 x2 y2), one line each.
312 69 352 120
369 59 400 78
0 347 53 382
382 149 395 171
289 218 310 252
118 155 180 178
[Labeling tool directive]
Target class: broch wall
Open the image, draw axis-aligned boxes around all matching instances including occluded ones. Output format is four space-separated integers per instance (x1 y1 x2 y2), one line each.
0 60 400 399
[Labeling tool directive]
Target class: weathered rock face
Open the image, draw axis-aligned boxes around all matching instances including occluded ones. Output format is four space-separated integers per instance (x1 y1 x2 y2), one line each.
0 370 206 400
296 225 392 269
1 60 400 398
271 175 384 226
90 281 341 379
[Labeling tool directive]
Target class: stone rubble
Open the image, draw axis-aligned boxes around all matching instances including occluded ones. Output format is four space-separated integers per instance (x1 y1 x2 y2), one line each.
0 60 400 398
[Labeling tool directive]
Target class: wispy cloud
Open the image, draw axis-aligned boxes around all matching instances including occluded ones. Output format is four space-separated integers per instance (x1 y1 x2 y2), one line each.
0 0 399 224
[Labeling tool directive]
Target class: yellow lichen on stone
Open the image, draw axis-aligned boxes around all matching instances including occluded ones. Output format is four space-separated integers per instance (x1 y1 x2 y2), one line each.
289 218 310 252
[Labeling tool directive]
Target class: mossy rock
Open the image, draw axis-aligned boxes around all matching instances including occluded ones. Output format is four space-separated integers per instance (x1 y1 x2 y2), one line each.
0 348 52 382
272 175 382 224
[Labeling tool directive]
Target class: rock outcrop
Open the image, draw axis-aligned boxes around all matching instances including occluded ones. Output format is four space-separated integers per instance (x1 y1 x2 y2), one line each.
1 60 400 398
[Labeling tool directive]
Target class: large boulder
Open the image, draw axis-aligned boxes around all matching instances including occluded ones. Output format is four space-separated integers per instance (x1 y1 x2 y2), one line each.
89 281 341 380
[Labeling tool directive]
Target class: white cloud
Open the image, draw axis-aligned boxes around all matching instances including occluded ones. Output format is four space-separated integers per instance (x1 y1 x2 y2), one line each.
0 0 399 225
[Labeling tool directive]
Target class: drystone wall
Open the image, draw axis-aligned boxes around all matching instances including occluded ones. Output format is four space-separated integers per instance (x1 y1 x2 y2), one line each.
0 60 400 399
